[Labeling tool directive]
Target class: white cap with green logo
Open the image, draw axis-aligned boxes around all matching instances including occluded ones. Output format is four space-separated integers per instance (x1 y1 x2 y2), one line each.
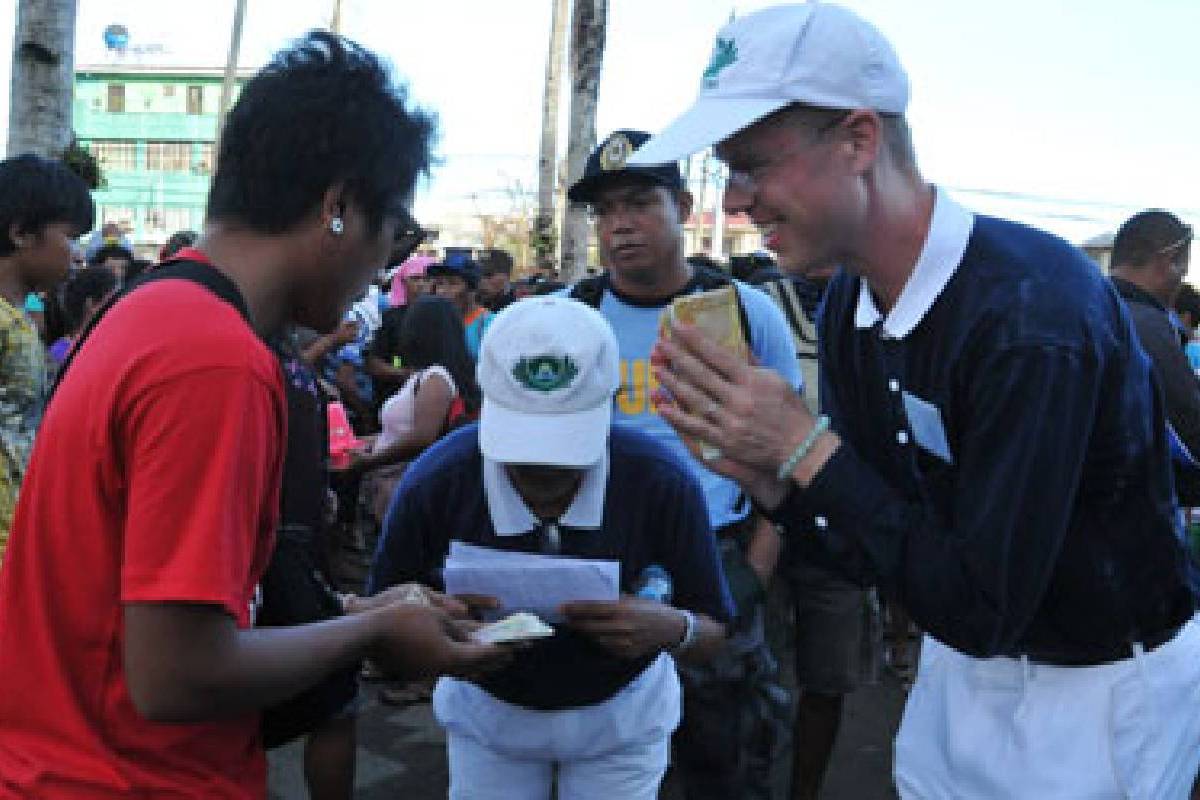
477 296 620 468
629 3 910 166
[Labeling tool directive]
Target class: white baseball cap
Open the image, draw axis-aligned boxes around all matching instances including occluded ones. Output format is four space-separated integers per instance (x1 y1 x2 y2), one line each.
629 3 909 166
477 296 619 467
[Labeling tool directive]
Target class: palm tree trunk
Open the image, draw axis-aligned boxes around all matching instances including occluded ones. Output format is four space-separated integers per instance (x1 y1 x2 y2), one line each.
560 0 607 282
534 0 569 272
7 0 78 158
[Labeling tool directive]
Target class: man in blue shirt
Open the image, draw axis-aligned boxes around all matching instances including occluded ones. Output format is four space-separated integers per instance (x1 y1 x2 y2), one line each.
565 129 802 799
638 4 1200 798
369 296 733 800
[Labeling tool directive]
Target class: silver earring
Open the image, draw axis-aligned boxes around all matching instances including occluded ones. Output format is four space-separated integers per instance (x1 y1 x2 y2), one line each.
330 217 345 235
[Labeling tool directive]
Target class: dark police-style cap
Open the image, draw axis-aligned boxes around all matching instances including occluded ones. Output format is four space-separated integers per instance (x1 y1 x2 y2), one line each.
567 129 685 204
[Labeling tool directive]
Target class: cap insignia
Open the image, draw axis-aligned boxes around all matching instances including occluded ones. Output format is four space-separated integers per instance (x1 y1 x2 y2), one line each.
703 37 738 88
513 355 579 393
599 134 632 172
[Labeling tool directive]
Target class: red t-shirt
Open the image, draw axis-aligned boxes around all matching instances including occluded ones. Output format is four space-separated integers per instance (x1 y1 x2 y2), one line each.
0 280 286 798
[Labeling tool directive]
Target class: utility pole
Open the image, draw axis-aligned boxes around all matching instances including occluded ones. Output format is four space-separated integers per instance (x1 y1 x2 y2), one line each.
710 163 726 260
560 0 608 281
535 0 569 272
214 0 247 164
695 149 710 253
330 0 344 34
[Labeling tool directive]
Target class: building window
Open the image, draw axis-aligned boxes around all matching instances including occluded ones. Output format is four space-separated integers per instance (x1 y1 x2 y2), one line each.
88 140 138 171
145 141 192 172
144 207 166 231
194 142 215 175
100 206 136 230
186 85 204 115
163 207 193 233
162 84 176 97
144 207 192 234
106 84 125 113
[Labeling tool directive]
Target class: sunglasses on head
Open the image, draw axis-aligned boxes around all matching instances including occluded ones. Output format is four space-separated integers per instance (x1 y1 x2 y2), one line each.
1159 225 1193 256
391 205 428 263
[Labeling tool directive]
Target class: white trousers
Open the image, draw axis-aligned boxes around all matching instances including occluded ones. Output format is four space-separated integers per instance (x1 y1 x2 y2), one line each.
895 615 1200 799
434 654 680 800
446 727 669 800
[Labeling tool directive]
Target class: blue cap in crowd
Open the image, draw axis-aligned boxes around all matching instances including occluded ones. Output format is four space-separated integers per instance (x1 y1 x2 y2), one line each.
427 250 481 289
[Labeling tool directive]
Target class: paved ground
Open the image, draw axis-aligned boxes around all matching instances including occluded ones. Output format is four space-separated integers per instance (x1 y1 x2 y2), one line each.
268 670 907 799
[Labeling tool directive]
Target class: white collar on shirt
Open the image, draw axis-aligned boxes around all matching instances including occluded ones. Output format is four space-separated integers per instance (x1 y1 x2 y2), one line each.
482 453 609 536
854 187 975 338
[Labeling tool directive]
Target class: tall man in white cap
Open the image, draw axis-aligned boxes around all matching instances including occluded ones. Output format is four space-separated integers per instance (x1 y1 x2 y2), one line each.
636 3 1200 798
368 296 734 800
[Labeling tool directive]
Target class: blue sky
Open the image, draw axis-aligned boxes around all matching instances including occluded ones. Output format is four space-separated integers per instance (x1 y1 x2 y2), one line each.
2 0 1197 240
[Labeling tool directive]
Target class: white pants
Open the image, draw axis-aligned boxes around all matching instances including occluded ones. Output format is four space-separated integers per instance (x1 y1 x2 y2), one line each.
895 615 1200 799
446 727 669 800
434 654 680 800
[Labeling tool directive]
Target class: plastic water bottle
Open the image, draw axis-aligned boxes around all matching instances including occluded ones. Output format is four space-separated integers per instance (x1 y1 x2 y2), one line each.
635 565 673 604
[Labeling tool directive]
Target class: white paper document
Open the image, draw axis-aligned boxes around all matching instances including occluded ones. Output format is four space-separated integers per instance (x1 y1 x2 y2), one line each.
443 541 620 622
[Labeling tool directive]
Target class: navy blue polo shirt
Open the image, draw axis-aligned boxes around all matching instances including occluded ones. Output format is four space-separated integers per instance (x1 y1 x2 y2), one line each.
775 193 1196 662
368 422 734 710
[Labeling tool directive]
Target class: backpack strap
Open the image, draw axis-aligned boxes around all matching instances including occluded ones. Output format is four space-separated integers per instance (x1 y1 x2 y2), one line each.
568 273 611 309
49 258 250 403
760 277 819 354
570 267 755 351
759 276 821 411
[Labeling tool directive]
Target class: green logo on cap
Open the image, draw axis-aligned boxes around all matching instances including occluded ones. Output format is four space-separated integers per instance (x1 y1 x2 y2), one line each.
513 355 579 393
703 37 738 87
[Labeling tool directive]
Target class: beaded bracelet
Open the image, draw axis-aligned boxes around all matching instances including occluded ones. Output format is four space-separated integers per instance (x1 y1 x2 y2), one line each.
669 609 698 655
776 414 831 481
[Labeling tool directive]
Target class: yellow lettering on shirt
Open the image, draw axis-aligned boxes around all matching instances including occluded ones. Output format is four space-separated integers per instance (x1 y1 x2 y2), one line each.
617 359 660 417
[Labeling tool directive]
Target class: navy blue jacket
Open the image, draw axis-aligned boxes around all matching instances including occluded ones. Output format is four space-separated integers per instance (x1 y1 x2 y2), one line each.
775 215 1196 661
368 423 734 709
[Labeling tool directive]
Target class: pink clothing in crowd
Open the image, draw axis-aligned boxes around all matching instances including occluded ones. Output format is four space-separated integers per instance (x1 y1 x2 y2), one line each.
389 255 436 306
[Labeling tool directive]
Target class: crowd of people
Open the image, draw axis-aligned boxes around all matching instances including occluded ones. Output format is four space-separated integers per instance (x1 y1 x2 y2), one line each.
0 3 1196 800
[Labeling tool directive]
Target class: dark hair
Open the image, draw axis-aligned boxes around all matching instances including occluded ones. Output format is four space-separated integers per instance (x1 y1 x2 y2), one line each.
160 229 198 260
1176 283 1200 324
62 266 118 332
0 154 94 257
1112 210 1192 269
89 243 134 269
479 248 514 275
398 296 481 412
207 31 436 236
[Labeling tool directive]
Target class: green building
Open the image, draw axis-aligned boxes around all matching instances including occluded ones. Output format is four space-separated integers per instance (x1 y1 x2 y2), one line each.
74 64 248 256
